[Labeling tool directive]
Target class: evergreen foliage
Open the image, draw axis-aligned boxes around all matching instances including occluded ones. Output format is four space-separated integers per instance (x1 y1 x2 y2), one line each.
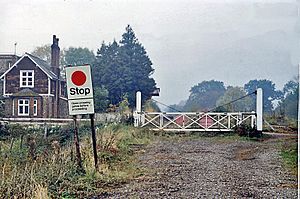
93 86 109 112
93 25 156 107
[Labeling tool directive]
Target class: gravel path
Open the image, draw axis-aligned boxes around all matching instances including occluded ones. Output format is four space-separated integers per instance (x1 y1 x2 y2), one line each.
98 136 298 198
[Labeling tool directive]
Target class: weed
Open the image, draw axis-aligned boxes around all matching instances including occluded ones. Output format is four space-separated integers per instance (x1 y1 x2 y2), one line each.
280 138 298 175
0 123 154 198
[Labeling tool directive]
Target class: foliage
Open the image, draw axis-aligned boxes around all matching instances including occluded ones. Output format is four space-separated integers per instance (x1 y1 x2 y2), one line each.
234 124 261 138
184 80 226 111
31 44 66 66
144 100 161 112
93 25 157 107
118 95 131 114
277 79 298 119
31 44 52 63
280 138 297 175
31 45 95 67
63 47 95 66
244 79 282 113
0 123 153 198
216 86 254 112
93 86 109 113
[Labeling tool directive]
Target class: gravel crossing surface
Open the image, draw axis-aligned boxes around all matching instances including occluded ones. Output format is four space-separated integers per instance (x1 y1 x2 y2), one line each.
97 136 298 198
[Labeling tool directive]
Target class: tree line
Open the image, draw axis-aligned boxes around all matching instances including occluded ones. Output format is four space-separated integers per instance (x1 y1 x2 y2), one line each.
30 25 298 120
31 25 157 113
169 79 298 120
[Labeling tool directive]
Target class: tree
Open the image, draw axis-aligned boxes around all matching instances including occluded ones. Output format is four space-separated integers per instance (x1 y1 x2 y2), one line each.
277 79 298 119
144 100 161 112
244 79 282 113
31 44 52 63
93 25 157 107
184 80 226 111
63 47 95 66
31 45 95 66
216 86 254 112
93 86 109 113
283 80 298 96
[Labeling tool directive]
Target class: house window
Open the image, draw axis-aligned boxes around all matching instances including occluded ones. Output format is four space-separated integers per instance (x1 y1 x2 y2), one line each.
18 99 29 116
33 99 37 116
20 70 34 88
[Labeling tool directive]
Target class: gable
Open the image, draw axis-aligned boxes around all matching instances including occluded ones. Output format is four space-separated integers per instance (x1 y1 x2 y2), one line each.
7 57 48 79
0 53 57 80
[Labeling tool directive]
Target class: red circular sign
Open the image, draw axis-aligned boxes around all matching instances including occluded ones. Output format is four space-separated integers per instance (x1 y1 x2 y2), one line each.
71 71 86 86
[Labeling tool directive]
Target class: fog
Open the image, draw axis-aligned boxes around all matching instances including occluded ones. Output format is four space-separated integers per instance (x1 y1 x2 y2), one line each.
0 0 299 104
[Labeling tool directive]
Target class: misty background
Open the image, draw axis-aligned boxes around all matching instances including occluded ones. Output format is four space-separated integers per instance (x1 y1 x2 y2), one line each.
0 0 299 105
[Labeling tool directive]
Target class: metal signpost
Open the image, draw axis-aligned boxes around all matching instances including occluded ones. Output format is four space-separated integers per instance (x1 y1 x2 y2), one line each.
66 65 98 170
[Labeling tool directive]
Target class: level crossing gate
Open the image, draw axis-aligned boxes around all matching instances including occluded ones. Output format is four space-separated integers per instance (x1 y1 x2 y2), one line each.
134 89 263 132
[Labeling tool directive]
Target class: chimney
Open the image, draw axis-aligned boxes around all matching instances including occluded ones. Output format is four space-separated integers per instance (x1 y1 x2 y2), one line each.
51 35 60 78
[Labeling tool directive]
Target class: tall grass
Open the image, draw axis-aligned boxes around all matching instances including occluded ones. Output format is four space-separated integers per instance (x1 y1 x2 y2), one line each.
280 138 298 176
0 123 153 198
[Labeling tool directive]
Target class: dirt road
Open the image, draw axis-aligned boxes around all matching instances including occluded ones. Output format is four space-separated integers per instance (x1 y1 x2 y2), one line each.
98 135 298 198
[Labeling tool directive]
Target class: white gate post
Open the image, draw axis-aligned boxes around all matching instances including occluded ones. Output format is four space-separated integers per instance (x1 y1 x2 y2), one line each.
251 111 255 128
256 88 263 133
134 91 142 127
136 91 142 113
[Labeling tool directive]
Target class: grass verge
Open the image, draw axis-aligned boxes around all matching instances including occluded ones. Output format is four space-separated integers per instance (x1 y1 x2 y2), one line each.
0 123 154 198
280 138 298 176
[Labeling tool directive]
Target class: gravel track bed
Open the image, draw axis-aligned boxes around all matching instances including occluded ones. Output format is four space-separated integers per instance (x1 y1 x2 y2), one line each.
97 137 297 198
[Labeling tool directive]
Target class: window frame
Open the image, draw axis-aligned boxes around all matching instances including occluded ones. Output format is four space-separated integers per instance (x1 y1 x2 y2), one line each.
20 70 34 88
33 99 38 116
18 99 30 116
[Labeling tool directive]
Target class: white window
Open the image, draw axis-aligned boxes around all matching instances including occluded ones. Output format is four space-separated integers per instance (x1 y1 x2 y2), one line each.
33 99 37 116
20 70 34 87
18 99 29 116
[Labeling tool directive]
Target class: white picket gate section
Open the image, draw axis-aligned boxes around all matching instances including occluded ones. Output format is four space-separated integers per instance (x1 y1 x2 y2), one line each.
135 112 255 132
134 88 263 132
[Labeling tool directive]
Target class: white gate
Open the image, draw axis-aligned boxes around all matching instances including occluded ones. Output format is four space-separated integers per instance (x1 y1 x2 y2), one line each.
134 89 263 132
135 112 255 132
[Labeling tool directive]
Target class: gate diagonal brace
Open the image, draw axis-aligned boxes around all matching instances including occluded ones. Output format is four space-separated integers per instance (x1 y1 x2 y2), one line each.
163 114 185 129
184 114 206 129
142 114 160 128
206 114 228 129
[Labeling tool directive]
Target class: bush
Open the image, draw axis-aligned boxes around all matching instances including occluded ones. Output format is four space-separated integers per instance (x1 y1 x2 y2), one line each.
0 123 153 198
234 124 262 138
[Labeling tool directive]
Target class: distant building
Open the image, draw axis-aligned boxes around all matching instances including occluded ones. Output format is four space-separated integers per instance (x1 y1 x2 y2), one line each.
0 54 20 75
0 35 68 118
0 54 20 96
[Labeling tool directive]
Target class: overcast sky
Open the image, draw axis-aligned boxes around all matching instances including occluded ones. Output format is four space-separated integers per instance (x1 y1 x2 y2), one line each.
1 0 299 105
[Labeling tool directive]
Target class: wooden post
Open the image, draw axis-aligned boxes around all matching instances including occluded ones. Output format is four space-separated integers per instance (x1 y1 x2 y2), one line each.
90 114 98 170
73 115 83 171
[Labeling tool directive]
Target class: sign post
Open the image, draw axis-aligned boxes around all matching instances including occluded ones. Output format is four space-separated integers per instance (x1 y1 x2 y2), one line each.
66 65 98 170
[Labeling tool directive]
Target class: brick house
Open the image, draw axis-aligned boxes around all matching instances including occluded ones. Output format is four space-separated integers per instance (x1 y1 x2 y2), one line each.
0 35 68 118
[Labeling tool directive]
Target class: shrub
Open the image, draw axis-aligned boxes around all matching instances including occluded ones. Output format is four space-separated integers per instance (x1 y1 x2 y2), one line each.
234 124 262 138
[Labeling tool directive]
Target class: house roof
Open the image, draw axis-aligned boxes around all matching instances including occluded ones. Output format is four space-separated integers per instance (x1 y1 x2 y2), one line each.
11 88 40 97
26 53 58 79
0 53 65 80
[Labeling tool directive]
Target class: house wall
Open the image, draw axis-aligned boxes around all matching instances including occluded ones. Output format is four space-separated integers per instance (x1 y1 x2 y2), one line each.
5 57 48 95
58 98 68 118
5 97 43 118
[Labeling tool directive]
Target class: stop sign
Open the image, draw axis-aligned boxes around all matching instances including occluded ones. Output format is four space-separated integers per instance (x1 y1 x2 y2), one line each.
66 65 93 100
66 65 94 115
